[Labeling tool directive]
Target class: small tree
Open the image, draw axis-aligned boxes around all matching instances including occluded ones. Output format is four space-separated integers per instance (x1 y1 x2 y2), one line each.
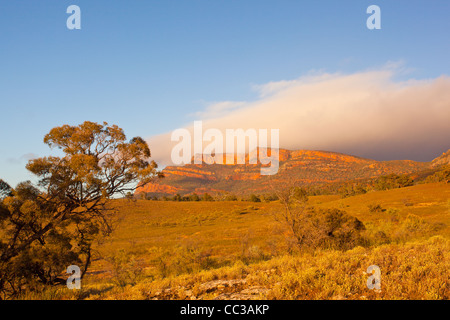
202 193 214 201
224 194 238 201
0 121 161 298
272 184 311 250
189 193 200 201
262 193 278 202
271 180 364 252
375 174 414 190
427 165 450 183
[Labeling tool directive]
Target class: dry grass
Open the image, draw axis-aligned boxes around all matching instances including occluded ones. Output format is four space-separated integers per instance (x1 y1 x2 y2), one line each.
18 183 450 300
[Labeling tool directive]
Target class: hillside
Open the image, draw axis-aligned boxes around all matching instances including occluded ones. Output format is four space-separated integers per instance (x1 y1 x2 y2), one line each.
137 149 432 197
46 182 449 300
431 149 450 167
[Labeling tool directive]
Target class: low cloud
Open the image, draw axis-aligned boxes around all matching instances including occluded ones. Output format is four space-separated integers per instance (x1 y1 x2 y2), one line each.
193 101 247 119
147 67 450 166
7 153 39 165
21 153 39 161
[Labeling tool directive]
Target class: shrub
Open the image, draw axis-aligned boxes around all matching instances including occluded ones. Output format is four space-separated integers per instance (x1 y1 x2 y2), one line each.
402 198 414 207
156 241 217 276
338 184 367 198
262 193 279 202
224 194 238 201
202 193 214 201
313 208 366 250
374 174 414 191
109 250 144 287
368 203 386 213
277 206 366 251
426 165 450 183
189 193 200 201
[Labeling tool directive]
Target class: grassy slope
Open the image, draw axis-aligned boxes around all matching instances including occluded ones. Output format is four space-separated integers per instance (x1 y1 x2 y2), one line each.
34 182 449 300
102 183 450 257
312 182 450 236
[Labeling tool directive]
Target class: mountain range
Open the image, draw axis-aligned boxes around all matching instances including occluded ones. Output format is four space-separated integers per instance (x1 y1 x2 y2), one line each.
136 148 450 197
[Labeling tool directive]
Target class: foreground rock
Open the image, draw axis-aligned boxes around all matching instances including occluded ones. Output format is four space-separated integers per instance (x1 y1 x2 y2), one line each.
148 279 269 300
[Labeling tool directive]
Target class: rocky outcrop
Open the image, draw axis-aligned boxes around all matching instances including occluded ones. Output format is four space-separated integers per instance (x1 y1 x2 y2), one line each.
139 184 183 194
163 166 217 181
148 278 270 300
431 149 450 167
136 148 432 197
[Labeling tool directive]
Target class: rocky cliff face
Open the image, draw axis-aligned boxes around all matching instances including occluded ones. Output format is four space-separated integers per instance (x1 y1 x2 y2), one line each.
137 149 431 197
431 149 450 167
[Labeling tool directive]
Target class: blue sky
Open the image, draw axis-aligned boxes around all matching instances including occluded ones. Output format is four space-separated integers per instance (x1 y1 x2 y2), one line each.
1 1 450 186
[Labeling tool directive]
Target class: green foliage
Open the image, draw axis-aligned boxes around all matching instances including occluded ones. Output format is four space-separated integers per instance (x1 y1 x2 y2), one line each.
374 174 414 191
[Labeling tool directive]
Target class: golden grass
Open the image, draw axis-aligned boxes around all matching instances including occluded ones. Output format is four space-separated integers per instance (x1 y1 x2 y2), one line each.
71 236 449 300
19 183 450 300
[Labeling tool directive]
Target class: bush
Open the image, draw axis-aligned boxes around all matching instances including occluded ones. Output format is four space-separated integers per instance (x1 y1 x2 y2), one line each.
189 193 200 201
262 193 278 202
391 214 436 241
202 193 214 201
374 174 414 191
278 206 366 251
154 241 217 277
224 194 238 201
368 203 386 213
338 184 367 198
109 250 144 287
426 165 450 183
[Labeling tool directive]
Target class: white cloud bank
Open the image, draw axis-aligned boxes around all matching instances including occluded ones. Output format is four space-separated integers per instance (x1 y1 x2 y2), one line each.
147 68 450 166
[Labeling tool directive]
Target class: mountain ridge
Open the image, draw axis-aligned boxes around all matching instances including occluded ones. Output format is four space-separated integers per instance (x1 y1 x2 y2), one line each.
431 149 450 167
137 148 446 197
